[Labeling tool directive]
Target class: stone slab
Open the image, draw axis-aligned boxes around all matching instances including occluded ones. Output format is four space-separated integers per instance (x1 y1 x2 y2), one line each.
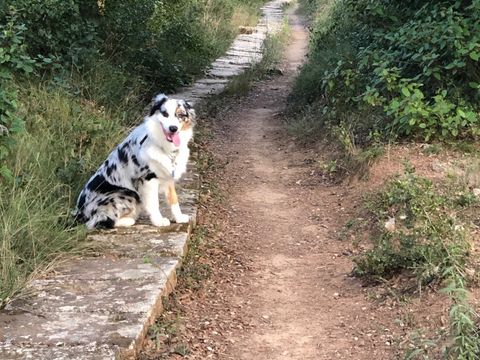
0 257 179 359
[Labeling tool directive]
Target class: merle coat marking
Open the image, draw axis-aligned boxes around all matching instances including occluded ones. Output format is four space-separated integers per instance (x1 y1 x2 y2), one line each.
75 94 194 229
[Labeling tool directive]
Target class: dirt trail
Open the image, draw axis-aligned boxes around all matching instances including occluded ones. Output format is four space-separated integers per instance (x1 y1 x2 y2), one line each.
143 7 397 360
202 10 393 360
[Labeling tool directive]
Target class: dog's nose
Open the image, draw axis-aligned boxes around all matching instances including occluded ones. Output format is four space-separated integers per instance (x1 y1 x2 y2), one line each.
169 125 178 133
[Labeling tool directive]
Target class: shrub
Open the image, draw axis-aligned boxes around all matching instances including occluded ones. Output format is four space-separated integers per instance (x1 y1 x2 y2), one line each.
3 0 99 68
291 0 480 143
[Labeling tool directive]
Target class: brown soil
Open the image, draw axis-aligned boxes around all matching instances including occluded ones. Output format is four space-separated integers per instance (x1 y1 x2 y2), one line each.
140 6 470 360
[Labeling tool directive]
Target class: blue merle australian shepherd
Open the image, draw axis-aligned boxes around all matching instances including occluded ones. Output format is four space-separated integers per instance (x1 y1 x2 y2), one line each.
75 94 194 229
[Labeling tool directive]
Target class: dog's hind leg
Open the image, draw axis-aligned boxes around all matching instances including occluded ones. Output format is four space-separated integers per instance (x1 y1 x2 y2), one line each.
166 182 190 223
140 178 171 227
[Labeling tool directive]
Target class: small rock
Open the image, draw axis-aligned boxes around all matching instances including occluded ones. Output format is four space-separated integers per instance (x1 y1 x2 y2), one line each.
384 217 396 232
473 188 480 197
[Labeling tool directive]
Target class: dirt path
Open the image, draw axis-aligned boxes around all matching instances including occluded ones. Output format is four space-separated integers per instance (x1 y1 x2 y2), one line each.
143 7 398 360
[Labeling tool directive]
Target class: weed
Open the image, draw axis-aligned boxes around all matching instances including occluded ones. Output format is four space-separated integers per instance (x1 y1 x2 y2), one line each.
403 329 443 360
177 226 212 291
350 166 480 358
420 144 443 156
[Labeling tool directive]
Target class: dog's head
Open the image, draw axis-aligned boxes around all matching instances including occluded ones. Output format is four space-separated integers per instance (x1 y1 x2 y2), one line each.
149 94 195 147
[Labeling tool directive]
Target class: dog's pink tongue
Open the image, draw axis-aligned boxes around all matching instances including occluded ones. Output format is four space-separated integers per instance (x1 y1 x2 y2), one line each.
172 133 181 147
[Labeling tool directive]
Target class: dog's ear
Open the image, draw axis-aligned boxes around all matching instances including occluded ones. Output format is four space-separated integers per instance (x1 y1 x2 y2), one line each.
180 100 195 123
150 94 168 116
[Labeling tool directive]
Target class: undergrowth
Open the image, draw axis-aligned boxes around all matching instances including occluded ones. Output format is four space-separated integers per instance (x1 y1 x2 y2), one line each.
349 166 480 358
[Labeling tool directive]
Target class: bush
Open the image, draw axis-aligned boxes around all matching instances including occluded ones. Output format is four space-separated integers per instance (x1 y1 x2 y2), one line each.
3 0 99 67
1 0 265 93
290 0 480 143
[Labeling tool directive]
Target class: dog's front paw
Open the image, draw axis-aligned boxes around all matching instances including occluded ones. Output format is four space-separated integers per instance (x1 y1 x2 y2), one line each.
174 213 190 224
151 215 171 227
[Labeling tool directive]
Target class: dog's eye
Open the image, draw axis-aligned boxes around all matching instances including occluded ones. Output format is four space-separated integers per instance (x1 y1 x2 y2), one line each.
178 113 188 120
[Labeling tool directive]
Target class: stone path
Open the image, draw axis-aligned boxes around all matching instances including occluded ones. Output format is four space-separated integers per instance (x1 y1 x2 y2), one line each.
0 1 288 359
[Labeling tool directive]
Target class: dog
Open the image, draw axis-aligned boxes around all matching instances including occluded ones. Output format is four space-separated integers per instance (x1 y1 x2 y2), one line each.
75 94 194 229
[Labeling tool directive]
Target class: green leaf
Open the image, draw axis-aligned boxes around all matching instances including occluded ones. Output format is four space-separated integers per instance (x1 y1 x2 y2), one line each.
469 51 480 61
401 87 411 97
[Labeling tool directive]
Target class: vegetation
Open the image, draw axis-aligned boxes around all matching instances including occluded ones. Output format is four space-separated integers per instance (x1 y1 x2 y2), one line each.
291 1 480 355
290 0 480 145
347 165 480 358
0 0 265 306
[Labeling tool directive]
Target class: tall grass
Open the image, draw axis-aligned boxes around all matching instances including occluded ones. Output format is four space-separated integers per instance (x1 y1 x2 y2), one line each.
0 84 130 306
